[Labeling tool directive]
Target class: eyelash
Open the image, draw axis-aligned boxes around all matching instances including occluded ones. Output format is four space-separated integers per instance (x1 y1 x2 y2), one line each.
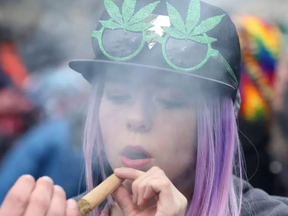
106 94 131 104
106 94 187 108
156 98 187 108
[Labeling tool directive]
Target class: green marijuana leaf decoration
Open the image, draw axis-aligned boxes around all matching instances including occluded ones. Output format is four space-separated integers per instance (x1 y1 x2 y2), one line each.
91 0 161 62
189 35 217 44
160 0 238 85
186 0 200 34
128 1 159 26
163 0 225 44
162 27 186 40
99 20 122 29
191 14 225 36
100 0 160 31
122 0 137 24
166 3 186 35
104 0 123 25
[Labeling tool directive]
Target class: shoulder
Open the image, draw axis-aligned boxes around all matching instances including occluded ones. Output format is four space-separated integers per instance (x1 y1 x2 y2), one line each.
235 177 288 216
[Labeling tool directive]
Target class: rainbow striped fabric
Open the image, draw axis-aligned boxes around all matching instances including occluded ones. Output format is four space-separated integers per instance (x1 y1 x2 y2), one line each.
237 16 283 122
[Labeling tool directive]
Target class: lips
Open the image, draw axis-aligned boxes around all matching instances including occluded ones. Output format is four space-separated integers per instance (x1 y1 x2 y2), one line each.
120 146 152 169
121 146 151 159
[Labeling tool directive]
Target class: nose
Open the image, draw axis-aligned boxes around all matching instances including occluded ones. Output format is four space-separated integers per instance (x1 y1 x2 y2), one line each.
126 100 152 132
127 119 151 132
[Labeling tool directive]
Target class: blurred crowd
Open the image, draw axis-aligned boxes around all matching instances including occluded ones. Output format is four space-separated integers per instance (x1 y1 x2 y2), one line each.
0 0 101 202
0 0 288 203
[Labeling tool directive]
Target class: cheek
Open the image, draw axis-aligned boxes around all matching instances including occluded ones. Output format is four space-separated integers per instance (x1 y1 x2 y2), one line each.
157 108 197 149
154 108 197 176
99 100 125 166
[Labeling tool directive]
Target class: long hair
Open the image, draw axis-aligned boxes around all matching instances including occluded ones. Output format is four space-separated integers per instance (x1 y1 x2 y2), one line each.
83 81 243 216
187 97 243 216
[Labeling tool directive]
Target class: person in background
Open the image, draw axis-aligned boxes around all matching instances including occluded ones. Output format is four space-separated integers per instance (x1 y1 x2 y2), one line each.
235 16 286 195
0 66 89 203
0 6 92 201
0 25 41 162
0 0 104 205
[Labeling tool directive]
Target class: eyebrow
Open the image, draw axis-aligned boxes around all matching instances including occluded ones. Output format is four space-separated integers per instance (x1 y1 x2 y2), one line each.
103 70 199 92
154 75 198 90
104 72 132 84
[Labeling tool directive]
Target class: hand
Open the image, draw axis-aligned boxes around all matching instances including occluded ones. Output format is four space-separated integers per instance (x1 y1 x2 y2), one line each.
0 175 78 216
0 88 33 114
113 166 187 216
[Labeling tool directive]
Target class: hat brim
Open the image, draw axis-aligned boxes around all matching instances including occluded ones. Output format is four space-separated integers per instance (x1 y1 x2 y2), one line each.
69 59 236 95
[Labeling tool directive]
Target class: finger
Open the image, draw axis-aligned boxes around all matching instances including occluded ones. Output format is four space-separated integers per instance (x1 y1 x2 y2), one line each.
146 179 174 206
46 185 66 216
143 182 157 201
114 168 144 181
137 167 166 206
65 199 78 216
148 179 188 216
113 185 135 216
148 179 180 216
139 205 157 216
114 168 145 205
136 176 154 206
0 175 35 216
131 172 149 205
115 167 163 206
23 176 54 216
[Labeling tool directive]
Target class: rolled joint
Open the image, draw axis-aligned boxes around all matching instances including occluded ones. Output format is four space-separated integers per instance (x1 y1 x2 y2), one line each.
78 199 93 216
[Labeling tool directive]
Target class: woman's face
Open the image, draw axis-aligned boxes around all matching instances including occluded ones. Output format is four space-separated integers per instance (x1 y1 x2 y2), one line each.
99 71 197 183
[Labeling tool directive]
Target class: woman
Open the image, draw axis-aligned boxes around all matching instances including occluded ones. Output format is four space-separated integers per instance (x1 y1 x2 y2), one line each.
0 0 288 216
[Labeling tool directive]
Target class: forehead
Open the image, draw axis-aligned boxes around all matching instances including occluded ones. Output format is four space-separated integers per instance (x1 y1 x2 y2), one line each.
103 69 199 90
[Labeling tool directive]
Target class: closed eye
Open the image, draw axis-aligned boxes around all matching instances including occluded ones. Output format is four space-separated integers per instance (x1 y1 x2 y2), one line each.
106 94 131 104
156 98 188 108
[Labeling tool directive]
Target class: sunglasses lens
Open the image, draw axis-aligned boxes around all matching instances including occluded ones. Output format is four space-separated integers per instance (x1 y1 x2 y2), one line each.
164 37 209 69
100 29 144 59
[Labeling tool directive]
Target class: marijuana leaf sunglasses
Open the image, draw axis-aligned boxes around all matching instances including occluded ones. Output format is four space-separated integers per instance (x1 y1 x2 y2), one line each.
91 0 238 85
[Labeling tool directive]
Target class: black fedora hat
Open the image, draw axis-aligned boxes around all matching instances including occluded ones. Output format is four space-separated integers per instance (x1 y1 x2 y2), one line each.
69 0 241 100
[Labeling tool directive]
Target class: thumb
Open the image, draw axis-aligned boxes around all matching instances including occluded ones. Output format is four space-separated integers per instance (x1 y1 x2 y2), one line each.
113 185 136 216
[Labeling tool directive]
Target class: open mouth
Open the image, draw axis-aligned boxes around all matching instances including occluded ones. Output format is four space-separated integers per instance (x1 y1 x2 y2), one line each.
121 146 151 160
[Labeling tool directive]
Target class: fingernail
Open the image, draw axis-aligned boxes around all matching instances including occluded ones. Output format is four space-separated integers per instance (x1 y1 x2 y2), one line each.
114 168 122 173
54 185 63 192
137 197 142 206
114 167 125 172
143 191 148 199
19 175 35 186
22 174 33 178
21 175 35 182
67 199 77 210
40 176 52 182
40 176 50 180
39 176 53 184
